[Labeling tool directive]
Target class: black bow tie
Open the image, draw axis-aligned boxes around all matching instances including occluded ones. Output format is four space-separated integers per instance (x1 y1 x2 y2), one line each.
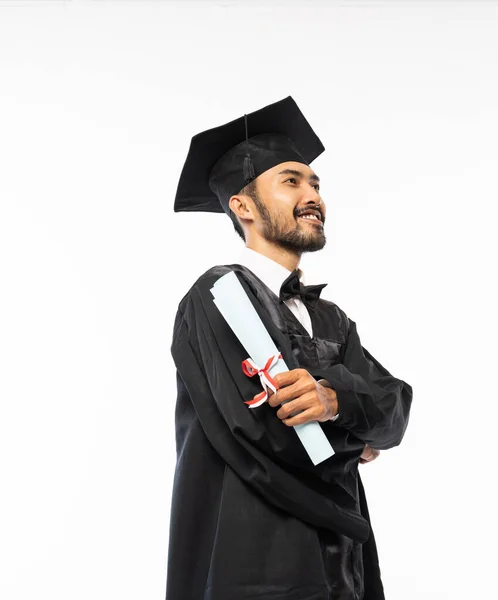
279 269 327 312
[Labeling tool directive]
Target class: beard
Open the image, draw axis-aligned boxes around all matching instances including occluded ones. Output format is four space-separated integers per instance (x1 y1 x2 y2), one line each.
254 197 326 253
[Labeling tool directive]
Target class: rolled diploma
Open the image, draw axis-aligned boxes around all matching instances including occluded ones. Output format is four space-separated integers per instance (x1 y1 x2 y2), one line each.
211 271 334 466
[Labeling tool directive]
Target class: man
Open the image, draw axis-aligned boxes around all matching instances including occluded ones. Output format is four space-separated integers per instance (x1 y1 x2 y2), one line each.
166 96 412 600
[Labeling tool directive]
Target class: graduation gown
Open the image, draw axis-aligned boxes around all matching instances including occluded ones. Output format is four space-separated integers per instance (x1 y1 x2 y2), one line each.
166 264 412 600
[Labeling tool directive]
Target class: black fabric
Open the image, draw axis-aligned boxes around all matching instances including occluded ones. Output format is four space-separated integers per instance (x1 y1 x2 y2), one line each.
173 96 325 215
165 263 412 600
279 268 328 312
358 475 385 600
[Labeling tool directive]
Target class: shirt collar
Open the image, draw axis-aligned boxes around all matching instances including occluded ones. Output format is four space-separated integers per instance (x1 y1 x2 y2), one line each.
236 246 306 298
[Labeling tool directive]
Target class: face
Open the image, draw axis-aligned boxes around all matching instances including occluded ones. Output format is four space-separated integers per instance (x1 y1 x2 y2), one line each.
248 161 326 253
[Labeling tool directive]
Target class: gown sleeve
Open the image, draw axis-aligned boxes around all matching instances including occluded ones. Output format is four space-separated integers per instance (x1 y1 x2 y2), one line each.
310 318 413 450
171 287 370 542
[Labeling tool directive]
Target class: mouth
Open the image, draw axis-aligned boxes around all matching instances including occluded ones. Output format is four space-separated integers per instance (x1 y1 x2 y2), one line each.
296 210 323 226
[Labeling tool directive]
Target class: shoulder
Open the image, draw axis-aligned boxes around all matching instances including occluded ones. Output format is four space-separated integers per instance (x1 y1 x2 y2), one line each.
176 264 242 315
321 297 349 321
317 297 351 339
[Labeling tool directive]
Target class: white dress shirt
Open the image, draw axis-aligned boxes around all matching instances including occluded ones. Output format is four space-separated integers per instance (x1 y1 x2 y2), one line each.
236 246 339 421
236 246 314 336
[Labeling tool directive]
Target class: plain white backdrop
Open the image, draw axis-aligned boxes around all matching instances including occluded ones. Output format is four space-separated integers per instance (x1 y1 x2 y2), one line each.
0 1 497 598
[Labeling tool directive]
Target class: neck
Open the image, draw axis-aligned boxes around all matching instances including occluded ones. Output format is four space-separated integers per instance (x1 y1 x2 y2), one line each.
245 239 301 272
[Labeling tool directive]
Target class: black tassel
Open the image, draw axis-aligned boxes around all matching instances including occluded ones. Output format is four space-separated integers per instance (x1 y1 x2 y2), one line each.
243 152 255 182
242 113 255 183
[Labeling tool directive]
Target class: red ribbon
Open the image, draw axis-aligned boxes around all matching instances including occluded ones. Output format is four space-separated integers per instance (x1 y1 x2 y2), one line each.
241 352 282 408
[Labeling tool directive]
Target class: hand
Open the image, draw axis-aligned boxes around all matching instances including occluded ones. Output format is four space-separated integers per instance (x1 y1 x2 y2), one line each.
359 444 380 464
268 368 338 426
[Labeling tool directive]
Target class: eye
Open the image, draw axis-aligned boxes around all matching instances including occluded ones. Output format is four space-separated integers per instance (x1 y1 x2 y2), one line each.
284 177 297 184
312 184 320 191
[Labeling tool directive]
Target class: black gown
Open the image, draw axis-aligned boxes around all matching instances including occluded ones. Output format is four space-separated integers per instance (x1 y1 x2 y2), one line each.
165 264 412 600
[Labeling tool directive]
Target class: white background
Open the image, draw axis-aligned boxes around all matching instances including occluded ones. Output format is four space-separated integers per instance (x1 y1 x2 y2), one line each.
1 1 497 598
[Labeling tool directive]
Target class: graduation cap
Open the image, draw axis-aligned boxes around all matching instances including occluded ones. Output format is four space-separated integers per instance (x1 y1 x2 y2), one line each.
173 96 325 215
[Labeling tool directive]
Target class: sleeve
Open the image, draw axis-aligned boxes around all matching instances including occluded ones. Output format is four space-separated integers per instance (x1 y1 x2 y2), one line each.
170 292 370 542
310 318 413 450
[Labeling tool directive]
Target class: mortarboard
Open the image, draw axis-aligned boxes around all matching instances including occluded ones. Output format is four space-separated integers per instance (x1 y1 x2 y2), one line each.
173 96 325 216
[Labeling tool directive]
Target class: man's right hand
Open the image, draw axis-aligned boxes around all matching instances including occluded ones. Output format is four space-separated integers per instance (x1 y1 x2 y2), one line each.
359 444 380 464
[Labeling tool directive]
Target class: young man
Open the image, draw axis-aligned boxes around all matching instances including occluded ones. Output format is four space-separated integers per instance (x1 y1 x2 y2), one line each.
166 96 412 600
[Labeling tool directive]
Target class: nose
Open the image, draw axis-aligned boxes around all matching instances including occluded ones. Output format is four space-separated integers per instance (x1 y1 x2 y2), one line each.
305 183 321 203
304 188 325 220
304 189 322 208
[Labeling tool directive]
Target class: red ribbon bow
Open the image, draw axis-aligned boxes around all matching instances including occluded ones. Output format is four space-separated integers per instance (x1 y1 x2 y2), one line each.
241 352 283 408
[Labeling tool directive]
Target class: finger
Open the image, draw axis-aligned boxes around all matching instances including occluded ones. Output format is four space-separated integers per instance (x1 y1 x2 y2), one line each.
269 377 314 407
360 443 373 460
371 449 380 461
273 368 307 389
359 454 373 464
360 449 380 463
282 407 320 427
267 388 279 407
276 392 316 420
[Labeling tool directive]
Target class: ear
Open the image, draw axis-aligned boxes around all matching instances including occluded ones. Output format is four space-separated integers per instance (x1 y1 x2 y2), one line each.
229 195 255 223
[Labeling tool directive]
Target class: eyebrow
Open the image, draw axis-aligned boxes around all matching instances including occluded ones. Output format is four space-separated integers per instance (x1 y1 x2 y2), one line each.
278 168 320 183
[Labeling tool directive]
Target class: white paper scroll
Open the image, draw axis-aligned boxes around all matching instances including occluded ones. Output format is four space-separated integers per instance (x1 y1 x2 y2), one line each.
211 271 334 466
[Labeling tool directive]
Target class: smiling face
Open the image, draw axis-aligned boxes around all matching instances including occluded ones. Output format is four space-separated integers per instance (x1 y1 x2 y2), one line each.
232 160 327 254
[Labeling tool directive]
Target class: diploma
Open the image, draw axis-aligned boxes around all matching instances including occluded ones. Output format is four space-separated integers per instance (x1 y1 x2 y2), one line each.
211 271 335 466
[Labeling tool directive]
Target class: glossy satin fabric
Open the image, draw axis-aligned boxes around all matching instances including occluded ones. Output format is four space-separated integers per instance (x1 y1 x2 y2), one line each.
236 265 366 599
166 264 411 600
278 268 328 312
246 266 364 600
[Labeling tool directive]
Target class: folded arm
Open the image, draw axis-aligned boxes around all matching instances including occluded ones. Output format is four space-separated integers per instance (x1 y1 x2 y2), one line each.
310 319 413 450
170 294 370 541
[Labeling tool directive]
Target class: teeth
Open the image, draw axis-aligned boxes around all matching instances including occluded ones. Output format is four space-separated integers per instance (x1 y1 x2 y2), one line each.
300 214 319 220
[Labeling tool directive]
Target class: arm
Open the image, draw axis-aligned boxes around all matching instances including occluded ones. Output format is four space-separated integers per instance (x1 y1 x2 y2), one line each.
171 293 370 542
310 318 413 450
